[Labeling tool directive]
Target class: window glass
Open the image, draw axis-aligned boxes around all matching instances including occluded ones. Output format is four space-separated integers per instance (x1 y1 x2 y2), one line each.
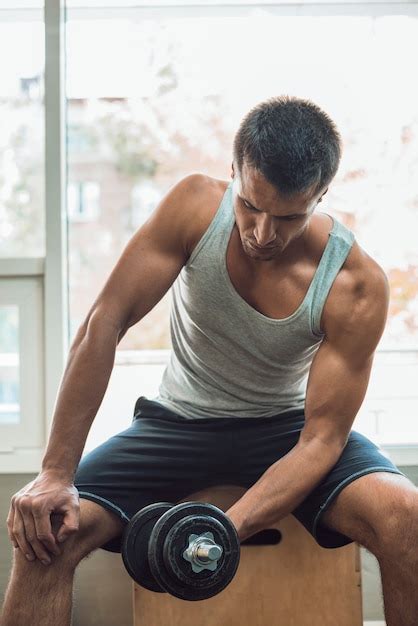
0 306 20 425
66 13 418 352
0 18 44 257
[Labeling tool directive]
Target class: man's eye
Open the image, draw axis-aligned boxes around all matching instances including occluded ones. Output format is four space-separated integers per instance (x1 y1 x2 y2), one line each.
242 200 300 221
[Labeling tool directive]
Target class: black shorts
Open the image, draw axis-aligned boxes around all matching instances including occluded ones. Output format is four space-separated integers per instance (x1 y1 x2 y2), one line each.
74 396 405 553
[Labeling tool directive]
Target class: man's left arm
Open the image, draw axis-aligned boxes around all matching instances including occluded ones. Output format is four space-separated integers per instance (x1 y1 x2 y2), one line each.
226 260 390 542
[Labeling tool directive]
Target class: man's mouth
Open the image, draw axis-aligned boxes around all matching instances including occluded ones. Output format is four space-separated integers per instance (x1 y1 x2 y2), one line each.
247 241 278 252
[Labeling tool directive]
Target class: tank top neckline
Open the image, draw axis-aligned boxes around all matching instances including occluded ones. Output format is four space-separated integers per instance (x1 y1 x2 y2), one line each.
219 183 338 325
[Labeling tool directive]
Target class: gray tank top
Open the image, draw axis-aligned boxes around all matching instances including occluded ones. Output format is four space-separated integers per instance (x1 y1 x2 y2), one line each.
154 181 355 419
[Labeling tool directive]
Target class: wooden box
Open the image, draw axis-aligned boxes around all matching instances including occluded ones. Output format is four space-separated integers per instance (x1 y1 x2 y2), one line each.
133 486 362 626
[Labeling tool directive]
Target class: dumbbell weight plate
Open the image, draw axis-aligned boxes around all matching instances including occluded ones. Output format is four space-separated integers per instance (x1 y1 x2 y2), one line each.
122 502 173 592
148 502 240 601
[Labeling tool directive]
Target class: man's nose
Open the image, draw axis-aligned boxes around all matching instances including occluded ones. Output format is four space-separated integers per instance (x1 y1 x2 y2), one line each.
253 215 276 247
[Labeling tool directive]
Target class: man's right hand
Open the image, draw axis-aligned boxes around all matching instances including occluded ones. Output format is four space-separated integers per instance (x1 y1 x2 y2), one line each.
6 471 80 564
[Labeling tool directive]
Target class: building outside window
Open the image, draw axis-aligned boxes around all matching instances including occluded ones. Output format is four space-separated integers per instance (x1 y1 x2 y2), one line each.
67 181 100 222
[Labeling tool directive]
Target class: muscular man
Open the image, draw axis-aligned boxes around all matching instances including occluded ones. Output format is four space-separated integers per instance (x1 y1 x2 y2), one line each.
2 96 417 626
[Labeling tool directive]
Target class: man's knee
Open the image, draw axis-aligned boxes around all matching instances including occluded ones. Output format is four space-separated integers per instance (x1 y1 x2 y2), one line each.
11 543 74 574
59 498 125 566
10 499 125 573
373 490 418 561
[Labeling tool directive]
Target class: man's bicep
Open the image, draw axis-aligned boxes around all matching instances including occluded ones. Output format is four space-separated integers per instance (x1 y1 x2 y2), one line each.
83 175 203 334
302 339 374 449
302 264 389 449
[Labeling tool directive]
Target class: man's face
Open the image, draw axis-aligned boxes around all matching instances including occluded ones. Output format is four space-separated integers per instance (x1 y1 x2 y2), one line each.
232 162 327 262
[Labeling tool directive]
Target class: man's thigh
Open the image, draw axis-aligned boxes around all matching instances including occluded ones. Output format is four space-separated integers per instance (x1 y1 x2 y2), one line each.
73 405 237 553
290 431 407 549
319 471 417 554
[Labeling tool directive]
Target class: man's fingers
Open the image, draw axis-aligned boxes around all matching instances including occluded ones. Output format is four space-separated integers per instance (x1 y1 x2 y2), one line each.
12 508 35 561
33 510 61 556
21 512 55 564
6 506 18 549
57 507 80 543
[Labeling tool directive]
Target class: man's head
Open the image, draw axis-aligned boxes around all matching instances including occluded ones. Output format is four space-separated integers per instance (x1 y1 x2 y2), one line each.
231 95 341 261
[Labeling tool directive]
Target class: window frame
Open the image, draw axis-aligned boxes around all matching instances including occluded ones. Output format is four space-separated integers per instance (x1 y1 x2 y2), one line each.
0 0 417 472
44 0 69 437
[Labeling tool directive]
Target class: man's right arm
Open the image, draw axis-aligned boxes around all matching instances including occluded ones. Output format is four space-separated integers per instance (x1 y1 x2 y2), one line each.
7 173 205 560
42 173 205 479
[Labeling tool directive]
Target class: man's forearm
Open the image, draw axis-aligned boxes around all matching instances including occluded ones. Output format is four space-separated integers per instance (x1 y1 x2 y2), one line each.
41 313 120 481
226 437 344 542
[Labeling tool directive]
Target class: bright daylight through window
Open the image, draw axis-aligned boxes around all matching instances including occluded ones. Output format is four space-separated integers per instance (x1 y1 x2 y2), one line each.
0 3 417 453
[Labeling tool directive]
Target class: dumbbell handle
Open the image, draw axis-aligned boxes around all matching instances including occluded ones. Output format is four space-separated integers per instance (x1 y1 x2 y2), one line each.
195 543 223 561
183 533 223 572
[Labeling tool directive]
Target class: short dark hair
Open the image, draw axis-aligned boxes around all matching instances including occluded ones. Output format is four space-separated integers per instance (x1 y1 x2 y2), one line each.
233 95 342 198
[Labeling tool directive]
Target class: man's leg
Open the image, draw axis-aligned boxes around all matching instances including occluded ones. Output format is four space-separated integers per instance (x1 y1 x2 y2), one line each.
0 499 125 626
320 472 418 626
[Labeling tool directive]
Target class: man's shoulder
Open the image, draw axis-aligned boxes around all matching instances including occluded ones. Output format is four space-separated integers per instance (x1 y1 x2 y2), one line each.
322 240 389 338
172 173 228 208
171 173 229 258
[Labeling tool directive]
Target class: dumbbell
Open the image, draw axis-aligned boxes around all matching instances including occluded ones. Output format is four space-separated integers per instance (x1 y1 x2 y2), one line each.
121 501 241 601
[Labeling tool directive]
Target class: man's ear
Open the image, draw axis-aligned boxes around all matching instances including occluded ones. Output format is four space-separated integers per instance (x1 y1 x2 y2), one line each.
317 187 328 203
231 161 235 179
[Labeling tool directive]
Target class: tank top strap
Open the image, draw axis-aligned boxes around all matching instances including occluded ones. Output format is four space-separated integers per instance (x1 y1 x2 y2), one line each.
309 214 356 336
186 181 234 268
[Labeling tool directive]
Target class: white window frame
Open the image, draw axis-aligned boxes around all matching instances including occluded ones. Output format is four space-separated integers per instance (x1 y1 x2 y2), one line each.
0 0 417 472
44 0 69 438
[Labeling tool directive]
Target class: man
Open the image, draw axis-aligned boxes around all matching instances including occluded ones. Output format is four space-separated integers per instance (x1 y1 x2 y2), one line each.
2 96 417 626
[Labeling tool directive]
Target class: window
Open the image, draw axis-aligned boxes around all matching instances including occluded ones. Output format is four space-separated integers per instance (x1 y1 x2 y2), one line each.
65 6 418 457
0 16 45 257
0 278 44 454
0 3 48 472
67 181 100 222
67 123 96 154
66 11 418 352
0 306 19 425
1 2 417 471
131 182 162 229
